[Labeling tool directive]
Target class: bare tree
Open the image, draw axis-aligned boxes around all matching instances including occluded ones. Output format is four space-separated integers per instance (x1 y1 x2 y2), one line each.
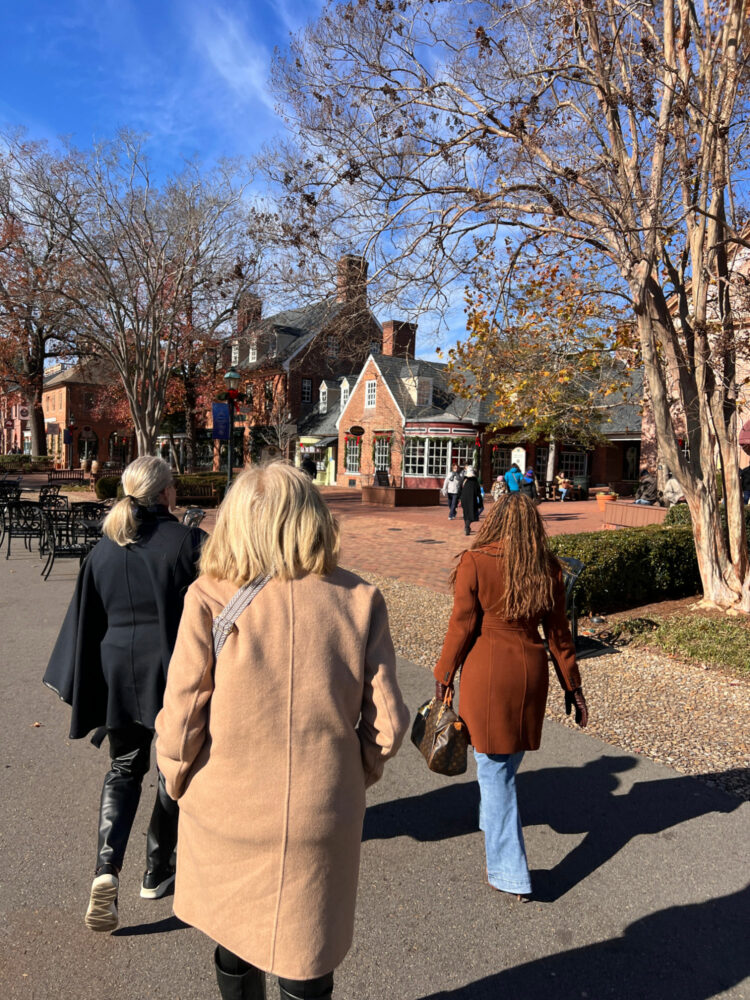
0 136 81 455
268 0 750 611
11 133 264 456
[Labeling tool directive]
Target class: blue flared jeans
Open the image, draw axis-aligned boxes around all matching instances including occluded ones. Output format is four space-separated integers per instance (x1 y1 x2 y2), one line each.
474 749 532 894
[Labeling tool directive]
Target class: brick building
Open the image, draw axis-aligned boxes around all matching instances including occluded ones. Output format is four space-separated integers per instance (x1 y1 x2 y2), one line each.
227 255 382 467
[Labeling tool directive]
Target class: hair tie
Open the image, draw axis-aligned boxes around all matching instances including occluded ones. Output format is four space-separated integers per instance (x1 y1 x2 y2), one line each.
125 494 138 503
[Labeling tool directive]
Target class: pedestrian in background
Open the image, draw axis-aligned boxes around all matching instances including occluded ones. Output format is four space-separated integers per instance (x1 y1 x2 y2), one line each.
43 456 206 932
520 467 538 502
460 465 482 536
491 475 507 502
434 492 587 899
441 462 463 519
504 463 524 493
156 462 409 1000
663 471 686 507
634 467 659 505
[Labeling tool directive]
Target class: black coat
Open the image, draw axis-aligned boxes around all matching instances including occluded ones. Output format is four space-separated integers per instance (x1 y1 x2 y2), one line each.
43 507 205 739
460 475 482 522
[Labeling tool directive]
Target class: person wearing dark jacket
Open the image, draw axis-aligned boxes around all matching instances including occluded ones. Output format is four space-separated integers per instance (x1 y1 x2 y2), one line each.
43 456 205 933
520 467 538 501
460 466 482 536
634 467 660 505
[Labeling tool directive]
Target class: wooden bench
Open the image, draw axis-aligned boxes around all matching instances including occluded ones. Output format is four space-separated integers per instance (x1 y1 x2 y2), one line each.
175 483 220 507
48 469 86 485
602 501 667 528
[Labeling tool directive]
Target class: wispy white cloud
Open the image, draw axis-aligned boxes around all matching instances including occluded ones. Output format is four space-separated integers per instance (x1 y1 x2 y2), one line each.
189 6 277 114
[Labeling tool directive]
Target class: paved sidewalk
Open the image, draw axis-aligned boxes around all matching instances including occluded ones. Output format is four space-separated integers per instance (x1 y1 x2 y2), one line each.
1 551 747 999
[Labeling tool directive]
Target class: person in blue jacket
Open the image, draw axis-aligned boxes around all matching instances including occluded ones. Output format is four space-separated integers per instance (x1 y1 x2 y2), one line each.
504 463 524 493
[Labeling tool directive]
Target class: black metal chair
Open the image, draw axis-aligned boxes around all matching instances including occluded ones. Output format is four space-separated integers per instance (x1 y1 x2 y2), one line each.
70 501 110 543
41 509 96 579
4 501 46 559
558 556 585 641
181 507 206 529
38 483 62 504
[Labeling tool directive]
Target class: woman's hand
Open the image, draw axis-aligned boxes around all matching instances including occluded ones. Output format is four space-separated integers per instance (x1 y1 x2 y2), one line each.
565 687 588 728
435 681 453 702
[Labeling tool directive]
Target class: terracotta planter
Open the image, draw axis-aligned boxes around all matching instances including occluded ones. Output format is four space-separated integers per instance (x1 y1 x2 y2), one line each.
597 493 617 512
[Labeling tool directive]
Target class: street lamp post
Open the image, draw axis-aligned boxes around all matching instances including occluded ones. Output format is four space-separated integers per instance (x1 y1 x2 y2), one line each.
223 366 241 490
68 415 76 469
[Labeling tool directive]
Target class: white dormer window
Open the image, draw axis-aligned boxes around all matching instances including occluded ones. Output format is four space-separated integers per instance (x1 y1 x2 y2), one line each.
365 380 377 408
417 378 433 406
231 340 239 366
319 386 328 413
248 340 257 363
340 384 350 410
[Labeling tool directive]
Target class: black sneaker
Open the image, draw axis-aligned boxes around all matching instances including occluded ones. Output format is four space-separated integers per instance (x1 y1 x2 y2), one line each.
140 867 176 899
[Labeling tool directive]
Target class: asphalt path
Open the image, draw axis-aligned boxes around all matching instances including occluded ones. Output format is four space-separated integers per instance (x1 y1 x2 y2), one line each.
1 547 748 1000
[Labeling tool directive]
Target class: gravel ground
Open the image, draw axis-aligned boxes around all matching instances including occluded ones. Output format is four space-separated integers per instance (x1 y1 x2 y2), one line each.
357 570 750 802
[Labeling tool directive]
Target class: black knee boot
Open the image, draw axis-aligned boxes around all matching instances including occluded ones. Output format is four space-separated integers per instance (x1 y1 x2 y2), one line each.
214 947 266 1000
278 972 334 1000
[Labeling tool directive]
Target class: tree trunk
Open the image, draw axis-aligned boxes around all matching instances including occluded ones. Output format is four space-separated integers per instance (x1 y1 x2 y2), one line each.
183 378 198 473
29 395 47 457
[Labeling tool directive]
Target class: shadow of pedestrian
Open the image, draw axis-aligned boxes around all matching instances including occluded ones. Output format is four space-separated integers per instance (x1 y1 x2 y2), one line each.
112 915 188 937
517 756 743 901
363 756 743 904
416 886 750 1000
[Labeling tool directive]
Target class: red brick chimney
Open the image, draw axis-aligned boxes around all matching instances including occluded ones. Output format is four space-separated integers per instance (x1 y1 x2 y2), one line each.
381 320 416 359
336 255 368 308
237 293 262 333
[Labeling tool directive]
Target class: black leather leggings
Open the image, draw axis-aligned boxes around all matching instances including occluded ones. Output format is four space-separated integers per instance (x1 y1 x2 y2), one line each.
216 945 334 999
96 723 178 874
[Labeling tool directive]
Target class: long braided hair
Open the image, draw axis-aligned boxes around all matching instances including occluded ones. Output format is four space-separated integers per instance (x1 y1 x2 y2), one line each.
450 492 560 619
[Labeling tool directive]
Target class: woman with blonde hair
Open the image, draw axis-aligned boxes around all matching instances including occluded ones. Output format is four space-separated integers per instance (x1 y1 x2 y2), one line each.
434 492 588 899
44 456 206 931
156 461 410 1000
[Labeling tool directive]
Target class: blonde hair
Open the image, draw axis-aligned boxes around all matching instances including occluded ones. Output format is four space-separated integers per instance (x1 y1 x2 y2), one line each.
102 456 174 547
451 492 560 619
200 461 340 584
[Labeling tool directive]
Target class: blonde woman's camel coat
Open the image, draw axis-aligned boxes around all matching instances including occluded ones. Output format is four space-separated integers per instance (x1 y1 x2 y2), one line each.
155 569 410 981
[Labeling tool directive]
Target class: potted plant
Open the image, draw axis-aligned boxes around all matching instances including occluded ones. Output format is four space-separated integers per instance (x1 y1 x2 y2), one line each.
597 490 618 511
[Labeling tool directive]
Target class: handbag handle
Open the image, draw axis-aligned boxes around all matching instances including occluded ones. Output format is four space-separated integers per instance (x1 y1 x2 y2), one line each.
212 574 271 660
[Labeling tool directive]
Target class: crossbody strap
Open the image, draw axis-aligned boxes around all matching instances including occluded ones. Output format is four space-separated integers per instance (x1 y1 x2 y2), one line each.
212 575 271 660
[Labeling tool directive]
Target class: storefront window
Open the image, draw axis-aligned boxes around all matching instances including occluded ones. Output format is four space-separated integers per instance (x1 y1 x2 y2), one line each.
559 451 587 478
492 446 512 477
345 437 361 473
451 438 474 469
535 447 549 482
404 437 426 475
426 438 449 477
374 436 391 471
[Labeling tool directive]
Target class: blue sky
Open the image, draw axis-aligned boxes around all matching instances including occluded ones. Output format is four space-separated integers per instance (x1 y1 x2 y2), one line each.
0 0 321 174
0 0 456 357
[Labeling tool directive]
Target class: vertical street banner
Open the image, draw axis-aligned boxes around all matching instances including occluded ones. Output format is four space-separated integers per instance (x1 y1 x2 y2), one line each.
212 403 230 440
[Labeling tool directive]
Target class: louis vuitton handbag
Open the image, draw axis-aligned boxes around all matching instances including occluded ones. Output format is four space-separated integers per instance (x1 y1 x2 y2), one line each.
410 688 468 776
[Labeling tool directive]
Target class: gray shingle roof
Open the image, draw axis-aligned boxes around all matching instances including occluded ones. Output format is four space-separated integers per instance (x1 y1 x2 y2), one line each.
237 298 350 370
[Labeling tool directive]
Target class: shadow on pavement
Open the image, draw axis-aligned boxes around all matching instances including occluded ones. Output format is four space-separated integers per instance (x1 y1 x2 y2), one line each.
112 915 188 937
364 756 743 904
417 886 750 1000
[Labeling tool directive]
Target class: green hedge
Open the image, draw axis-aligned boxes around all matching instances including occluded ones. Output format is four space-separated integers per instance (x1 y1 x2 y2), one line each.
665 502 750 533
94 475 122 500
549 526 701 614
0 455 54 469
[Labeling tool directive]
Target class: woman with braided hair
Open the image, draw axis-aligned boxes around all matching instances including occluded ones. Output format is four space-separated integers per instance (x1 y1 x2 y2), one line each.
433 492 588 899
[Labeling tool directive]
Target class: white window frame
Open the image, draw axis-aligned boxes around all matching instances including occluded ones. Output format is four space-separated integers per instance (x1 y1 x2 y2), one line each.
327 335 339 358
426 438 449 477
346 437 361 473
365 380 377 408
231 340 239 366
301 378 313 403
534 447 549 482
319 387 328 413
451 438 474 470
340 385 350 410
404 437 426 476
374 436 391 471
491 446 512 477
559 450 588 478
248 341 257 363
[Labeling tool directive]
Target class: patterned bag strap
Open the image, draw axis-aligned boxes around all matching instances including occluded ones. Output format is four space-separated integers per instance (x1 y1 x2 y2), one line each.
212 575 271 660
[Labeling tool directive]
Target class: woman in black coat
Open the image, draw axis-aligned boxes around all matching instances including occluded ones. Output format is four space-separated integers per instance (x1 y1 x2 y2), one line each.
460 465 482 536
44 456 205 932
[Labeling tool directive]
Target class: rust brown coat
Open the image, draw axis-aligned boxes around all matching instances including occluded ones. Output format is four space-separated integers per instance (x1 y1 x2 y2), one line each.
434 544 581 754
155 569 410 980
